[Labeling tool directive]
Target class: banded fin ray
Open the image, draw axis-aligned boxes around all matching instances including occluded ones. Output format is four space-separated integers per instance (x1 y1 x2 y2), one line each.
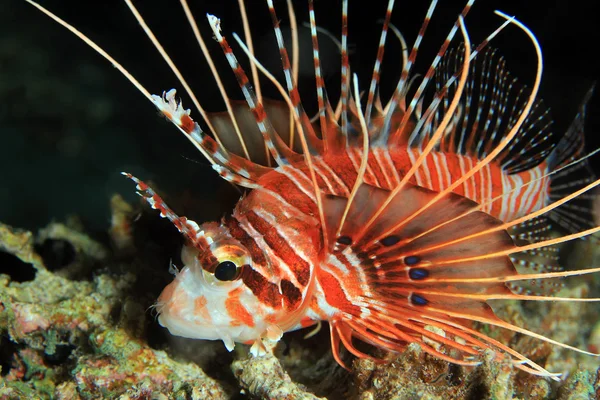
323 179 600 377
322 181 556 376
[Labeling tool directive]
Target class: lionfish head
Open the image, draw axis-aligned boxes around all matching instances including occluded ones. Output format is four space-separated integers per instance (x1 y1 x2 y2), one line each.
155 221 261 350
124 171 320 352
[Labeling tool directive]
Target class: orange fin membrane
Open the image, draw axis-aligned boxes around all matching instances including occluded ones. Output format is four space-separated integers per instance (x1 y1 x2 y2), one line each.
325 183 516 370
323 181 599 378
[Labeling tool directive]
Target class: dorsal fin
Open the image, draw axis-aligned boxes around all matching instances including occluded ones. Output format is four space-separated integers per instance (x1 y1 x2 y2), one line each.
207 99 304 165
425 47 555 174
546 86 598 234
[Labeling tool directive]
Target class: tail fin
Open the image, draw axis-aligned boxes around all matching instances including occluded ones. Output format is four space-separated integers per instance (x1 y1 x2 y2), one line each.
547 86 597 234
547 85 595 171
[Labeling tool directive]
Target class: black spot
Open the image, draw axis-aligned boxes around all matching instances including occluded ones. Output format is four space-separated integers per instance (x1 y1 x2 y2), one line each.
409 268 429 280
336 236 352 245
0 251 36 282
404 255 421 266
214 260 239 281
411 294 428 306
380 235 400 246
35 239 76 271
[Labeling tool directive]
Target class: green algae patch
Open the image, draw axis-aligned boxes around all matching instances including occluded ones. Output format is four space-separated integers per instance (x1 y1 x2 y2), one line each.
0 220 228 399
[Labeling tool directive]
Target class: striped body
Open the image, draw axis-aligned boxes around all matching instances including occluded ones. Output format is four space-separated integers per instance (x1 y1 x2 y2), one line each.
302 147 549 222
214 146 551 334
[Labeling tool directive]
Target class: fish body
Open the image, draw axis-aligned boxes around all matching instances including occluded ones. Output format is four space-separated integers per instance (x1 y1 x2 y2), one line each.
155 140 552 362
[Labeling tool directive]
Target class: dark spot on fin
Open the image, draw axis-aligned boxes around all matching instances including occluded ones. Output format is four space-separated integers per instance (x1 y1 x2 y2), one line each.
411 294 428 306
404 255 421 266
409 268 429 280
336 236 352 245
380 235 400 246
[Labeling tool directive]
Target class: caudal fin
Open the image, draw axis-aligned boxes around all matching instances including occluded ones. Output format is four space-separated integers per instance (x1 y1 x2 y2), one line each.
547 86 598 234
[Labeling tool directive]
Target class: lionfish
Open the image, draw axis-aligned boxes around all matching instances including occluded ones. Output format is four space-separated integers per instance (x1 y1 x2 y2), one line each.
28 0 600 379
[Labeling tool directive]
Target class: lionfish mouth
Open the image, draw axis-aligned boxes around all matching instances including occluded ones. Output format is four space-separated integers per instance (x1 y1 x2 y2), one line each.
27 0 600 384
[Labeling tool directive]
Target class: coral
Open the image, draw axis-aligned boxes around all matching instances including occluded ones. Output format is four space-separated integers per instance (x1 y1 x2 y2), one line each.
232 352 325 400
0 220 228 399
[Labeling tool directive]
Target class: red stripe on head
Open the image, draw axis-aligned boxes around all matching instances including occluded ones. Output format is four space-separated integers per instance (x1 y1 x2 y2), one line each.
225 216 275 274
242 267 282 309
246 210 311 286
281 279 302 310
225 288 256 327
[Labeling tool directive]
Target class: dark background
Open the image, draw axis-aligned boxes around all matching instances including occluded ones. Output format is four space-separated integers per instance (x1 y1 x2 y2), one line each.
2 0 599 233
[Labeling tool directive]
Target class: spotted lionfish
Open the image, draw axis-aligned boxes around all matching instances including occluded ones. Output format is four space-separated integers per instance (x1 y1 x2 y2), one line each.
27 0 600 379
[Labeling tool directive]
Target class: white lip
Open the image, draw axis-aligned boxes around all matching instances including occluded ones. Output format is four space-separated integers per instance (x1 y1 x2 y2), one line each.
158 311 238 341
158 310 260 348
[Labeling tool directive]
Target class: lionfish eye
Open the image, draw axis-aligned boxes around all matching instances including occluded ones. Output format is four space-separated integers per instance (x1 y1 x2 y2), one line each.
201 238 251 286
214 260 240 281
